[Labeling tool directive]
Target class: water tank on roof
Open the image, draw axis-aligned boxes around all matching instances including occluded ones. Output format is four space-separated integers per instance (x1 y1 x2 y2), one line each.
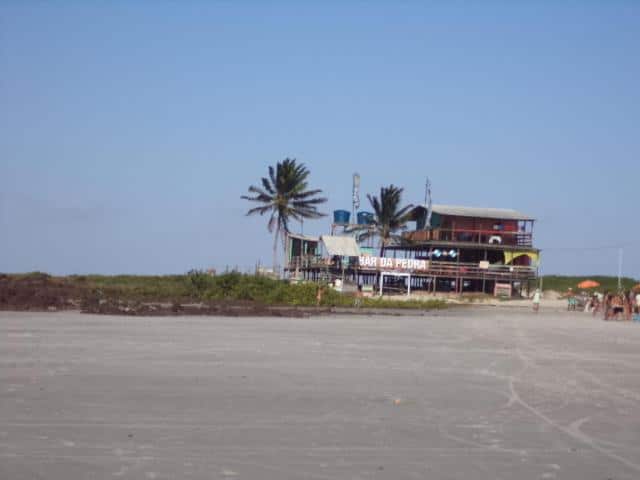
333 210 350 225
357 211 374 225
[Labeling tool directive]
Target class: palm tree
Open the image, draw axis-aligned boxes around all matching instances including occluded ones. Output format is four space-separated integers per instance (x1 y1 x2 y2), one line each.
241 158 327 271
359 185 413 257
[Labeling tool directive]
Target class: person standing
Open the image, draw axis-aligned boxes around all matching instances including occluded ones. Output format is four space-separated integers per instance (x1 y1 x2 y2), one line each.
567 288 576 311
611 293 624 320
625 291 633 321
532 288 541 313
592 294 601 317
316 285 324 306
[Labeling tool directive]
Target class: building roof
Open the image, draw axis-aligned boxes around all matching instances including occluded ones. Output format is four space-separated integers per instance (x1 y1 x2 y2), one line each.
413 204 534 221
320 235 361 257
286 233 319 242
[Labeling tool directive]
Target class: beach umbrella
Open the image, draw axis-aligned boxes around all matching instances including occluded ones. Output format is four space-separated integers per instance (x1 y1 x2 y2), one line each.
577 280 600 289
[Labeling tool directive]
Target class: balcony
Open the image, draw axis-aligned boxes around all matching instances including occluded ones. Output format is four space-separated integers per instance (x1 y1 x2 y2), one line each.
404 228 533 247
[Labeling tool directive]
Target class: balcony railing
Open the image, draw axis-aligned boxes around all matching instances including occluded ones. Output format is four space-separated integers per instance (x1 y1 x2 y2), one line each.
404 228 533 247
286 256 537 281
287 255 326 270
355 260 535 280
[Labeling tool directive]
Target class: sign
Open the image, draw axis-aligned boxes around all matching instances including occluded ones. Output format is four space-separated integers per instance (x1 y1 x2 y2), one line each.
359 256 430 272
479 261 490 270
494 283 512 298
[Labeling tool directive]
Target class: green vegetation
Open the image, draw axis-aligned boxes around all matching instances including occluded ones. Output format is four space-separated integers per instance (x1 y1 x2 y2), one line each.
8 272 636 308
189 271 445 309
352 296 447 310
2 271 446 310
541 275 638 293
73 274 193 300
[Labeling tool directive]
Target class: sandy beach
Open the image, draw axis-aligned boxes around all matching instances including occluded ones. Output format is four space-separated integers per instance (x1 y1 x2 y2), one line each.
2 308 640 479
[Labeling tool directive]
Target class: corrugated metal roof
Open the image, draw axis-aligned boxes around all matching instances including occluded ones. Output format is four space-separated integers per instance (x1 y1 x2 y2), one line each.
286 233 319 242
430 204 534 221
320 235 361 257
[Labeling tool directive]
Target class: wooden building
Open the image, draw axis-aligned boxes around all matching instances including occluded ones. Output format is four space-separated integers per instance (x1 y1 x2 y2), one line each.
285 204 539 297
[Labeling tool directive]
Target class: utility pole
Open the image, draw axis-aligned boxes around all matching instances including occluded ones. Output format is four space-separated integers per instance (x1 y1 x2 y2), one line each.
352 173 360 226
618 247 623 292
424 177 432 229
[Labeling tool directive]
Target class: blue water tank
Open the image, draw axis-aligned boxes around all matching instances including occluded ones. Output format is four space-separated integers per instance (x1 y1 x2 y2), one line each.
333 210 350 224
357 211 374 225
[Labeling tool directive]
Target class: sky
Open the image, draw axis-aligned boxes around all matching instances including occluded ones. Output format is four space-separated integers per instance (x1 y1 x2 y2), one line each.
1 2 639 277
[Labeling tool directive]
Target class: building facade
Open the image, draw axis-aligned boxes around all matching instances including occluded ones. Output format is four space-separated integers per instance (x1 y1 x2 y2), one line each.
285 204 539 297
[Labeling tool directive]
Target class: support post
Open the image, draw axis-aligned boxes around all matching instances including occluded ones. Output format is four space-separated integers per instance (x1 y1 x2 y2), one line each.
456 248 461 296
618 247 623 292
482 249 487 294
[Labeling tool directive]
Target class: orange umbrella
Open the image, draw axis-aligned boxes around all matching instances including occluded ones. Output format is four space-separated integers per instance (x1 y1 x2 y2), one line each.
577 280 600 289
632 283 640 291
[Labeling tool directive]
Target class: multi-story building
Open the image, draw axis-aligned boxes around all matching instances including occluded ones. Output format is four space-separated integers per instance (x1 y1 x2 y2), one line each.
285 204 539 296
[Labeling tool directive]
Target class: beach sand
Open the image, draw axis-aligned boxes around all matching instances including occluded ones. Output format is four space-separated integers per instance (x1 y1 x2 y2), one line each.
2 309 640 479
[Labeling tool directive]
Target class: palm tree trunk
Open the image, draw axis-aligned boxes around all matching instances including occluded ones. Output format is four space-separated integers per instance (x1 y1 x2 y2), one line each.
282 230 288 268
273 228 279 273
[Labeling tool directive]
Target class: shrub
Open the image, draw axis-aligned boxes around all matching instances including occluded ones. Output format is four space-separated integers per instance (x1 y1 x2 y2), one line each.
186 269 216 297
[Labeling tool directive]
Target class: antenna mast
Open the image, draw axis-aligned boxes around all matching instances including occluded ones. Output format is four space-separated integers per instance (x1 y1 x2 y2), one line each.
618 247 623 292
352 173 360 224
425 177 432 230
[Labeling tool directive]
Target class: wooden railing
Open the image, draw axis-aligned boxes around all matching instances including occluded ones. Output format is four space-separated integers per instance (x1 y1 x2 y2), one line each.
356 260 535 280
404 228 533 247
287 255 326 270
287 256 536 280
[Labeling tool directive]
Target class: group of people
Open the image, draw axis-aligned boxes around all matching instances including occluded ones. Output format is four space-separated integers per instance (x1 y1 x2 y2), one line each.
531 287 640 321
576 289 640 321
598 291 640 321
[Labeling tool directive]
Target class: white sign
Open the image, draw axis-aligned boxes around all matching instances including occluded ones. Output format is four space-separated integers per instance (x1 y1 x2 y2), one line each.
359 256 429 272
494 282 512 298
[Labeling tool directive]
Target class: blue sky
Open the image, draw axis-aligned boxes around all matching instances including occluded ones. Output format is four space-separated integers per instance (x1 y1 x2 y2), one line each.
1 2 638 277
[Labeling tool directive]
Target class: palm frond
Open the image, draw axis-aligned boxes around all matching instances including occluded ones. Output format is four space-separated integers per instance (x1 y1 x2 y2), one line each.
269 165 277 190
242 158 326 238
261 177 275 195
246 205 273 216
291 188 323 199
241 193 272 203
291 198 328 208
267 211 277 233
365 184 413 251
